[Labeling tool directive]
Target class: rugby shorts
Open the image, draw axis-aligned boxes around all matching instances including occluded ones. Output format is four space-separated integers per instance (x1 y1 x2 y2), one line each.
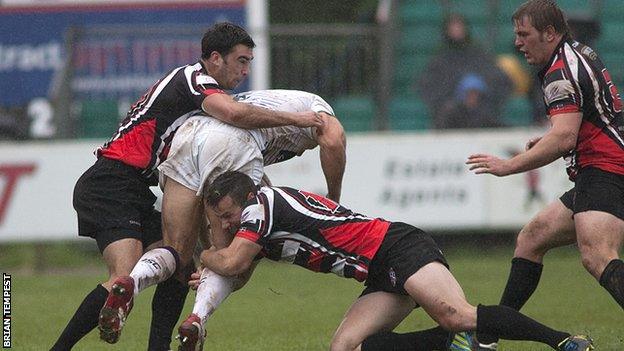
158 116 264 195
73 157 162 252
361 222 448 296
560 166 624 220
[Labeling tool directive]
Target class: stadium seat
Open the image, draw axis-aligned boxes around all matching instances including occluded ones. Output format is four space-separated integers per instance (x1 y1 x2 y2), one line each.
388 95 430 130
331 95 375 132
601 0 624 20
399 1 443 26
447 0 490 24
79 100 120 139
393 54 429 92
501 96 532 127
596 22 624 52
399 24 441 53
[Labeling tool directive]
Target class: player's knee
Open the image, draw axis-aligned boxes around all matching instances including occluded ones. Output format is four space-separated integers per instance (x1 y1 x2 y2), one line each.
516 222 550 257
329 336 360 351
434 304 474 332
578 242 612 279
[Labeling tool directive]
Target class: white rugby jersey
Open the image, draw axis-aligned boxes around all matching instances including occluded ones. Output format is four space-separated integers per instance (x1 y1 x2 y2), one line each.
233 90 335 165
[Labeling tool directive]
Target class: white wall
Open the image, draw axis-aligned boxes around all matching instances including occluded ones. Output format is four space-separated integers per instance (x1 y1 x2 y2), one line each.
0 128 571 242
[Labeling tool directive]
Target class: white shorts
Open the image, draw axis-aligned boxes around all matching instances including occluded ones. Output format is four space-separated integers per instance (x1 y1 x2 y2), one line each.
158 116 264 195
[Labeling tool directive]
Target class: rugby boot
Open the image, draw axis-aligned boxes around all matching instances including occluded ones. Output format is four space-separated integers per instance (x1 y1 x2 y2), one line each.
98 276 135 344
177 313 205 351
557 335 595 351
448 331 478 351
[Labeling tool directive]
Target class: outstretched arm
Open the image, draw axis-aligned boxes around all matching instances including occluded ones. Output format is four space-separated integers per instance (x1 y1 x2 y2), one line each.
466 112 581 176
202 93 323 129
315 113 347 202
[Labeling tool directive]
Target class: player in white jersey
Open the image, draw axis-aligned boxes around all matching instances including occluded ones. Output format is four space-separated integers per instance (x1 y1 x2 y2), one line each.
99 90 346 347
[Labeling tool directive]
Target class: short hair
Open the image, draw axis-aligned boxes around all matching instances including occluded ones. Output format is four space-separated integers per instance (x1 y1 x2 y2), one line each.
512 0 570 36
203 171 257 208
201 22 256 60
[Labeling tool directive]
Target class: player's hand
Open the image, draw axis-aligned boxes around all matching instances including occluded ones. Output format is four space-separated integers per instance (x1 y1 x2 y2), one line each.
525 137 542 151
188 270 202 290
293 111 324 128
466 153 511 176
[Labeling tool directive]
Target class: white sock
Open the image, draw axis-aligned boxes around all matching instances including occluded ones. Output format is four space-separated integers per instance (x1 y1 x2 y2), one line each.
192 268 235 326
129 247 177 295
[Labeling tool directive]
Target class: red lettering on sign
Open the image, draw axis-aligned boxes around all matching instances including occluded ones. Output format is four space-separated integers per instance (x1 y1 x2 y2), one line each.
0 164 36 225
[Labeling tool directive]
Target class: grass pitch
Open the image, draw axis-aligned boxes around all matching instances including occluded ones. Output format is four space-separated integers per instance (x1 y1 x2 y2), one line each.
6 244 623 350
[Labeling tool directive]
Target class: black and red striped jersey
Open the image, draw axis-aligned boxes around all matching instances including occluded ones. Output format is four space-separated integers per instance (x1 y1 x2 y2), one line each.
235 186 390 282
539 37 624 179
98 61 225 182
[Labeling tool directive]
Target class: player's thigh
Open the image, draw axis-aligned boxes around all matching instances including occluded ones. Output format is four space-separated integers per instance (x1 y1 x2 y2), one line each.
161 176 202 263
331 291 415 351
516 198 576 256
404 261 476 332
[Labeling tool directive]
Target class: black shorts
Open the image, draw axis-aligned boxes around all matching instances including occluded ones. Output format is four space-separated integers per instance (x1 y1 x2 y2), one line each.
73 157 162 252
559 167 624 220
361 222 448 296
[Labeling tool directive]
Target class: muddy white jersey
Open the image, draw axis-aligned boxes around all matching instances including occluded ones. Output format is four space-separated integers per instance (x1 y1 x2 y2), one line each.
233 90 335 165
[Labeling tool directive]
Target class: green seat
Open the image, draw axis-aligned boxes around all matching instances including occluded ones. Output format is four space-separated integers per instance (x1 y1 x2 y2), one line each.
332 95 375 132
596 22 624 51
448 0 490 24
502 96 532 127
399 24 441 53
556 0 592 14
601 0 624 20
79 100 120 139
393 54 430 92
389 96 430 130
494 23 516 53
399 1 443 25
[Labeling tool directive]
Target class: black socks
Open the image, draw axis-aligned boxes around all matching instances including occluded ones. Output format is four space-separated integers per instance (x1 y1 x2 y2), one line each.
478 257 543 345
361 326 450 351
50 284 108 351
147 275 190 350
477 304 569 349
599 258 624 309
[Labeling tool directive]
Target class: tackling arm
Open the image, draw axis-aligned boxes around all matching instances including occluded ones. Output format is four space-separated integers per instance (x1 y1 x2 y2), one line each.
200 237 262 276
315 113 347 202
201 93 323 129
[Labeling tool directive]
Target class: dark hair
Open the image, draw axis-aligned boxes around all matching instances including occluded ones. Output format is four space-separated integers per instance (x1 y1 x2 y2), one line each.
203 171 257 207
512 0 570 36
201 22 256 60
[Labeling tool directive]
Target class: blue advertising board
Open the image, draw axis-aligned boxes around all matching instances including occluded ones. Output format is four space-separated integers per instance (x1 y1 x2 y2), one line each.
0 2 246 107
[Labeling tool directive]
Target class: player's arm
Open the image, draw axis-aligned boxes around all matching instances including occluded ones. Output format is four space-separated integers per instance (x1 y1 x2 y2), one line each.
315 113 347 202
200 236 262 276
467 112 581 176
201 93 323 129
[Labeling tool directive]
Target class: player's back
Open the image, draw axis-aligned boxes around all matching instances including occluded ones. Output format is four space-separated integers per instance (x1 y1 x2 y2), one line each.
234 90 334 165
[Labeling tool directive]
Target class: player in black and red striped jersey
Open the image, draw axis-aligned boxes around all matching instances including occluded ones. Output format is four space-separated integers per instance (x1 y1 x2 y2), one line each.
52 22 323 351
181 171 592 351
467 1 620 349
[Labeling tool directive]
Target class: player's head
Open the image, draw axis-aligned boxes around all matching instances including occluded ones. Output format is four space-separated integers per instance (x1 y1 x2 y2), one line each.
203 171 257 231
201 22 256 89
512 0 570 66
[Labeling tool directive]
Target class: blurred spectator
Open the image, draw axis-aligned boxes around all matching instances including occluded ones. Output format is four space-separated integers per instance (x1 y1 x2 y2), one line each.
418 13 512 127
0 106 27 140
434 73 503 129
